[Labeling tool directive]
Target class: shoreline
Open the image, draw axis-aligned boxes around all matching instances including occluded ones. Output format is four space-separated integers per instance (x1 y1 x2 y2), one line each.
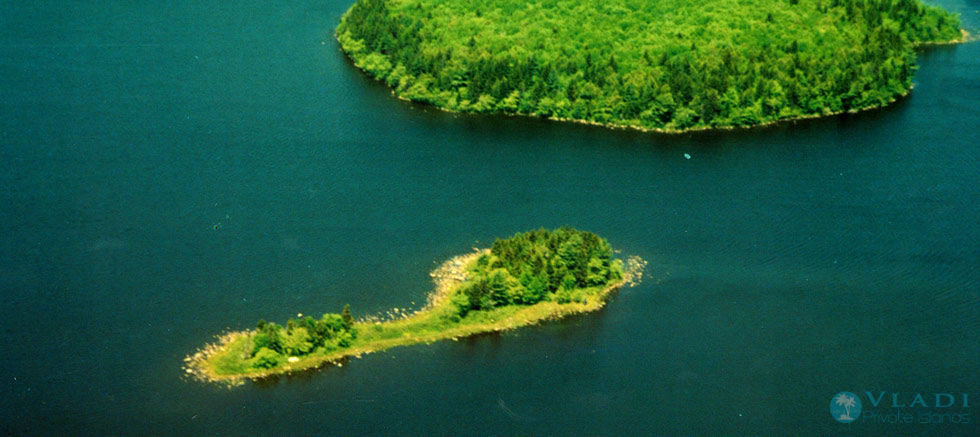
336 29 969 135
185 250 640 385
914 29 973 47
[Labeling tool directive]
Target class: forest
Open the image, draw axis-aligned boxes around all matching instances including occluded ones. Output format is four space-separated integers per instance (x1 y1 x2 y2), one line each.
195 228 625 377
336 0 962 131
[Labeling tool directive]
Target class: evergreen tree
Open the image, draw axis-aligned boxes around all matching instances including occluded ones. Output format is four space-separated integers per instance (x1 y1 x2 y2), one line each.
341 304 354 328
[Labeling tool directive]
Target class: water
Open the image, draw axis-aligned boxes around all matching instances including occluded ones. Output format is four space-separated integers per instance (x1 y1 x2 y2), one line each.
1 0 978 434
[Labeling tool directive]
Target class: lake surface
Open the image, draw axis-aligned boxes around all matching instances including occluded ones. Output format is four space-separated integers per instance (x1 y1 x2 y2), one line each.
1 0 978 434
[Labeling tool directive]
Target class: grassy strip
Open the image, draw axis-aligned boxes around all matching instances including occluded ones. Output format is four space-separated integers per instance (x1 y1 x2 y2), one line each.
185 252 628 385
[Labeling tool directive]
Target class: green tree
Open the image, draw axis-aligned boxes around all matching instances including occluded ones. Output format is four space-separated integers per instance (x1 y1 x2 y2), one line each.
252 347 282 369
586 258 608 286
521 273 548 304
281 327 314 356
341 304 354 328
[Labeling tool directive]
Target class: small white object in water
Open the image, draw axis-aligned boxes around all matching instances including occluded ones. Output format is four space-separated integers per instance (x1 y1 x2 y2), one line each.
684 153 691 159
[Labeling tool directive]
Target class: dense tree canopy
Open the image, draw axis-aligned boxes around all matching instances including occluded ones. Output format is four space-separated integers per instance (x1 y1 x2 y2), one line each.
337 0 961 131
451 227 623 315
248 310 356 369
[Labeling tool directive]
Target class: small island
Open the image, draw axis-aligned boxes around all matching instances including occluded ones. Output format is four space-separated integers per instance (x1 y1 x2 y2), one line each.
336 0 963 132
185 228 644 384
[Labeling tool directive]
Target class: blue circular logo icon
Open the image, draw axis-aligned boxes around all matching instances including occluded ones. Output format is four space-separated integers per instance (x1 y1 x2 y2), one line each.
830 392 862 423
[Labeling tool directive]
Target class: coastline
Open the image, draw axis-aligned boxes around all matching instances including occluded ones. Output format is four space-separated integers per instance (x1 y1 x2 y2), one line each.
335 29 969 135
914 29 973 47
185 250 640 385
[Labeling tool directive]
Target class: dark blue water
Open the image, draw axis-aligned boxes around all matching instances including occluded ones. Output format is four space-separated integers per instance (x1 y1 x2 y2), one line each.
1 0 978 434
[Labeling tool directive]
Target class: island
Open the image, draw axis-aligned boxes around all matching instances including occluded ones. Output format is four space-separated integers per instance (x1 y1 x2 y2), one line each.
185 228 645 384
335 0 964 132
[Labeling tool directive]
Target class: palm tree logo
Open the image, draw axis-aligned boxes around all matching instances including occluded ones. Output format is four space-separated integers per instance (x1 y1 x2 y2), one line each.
830 391 862 423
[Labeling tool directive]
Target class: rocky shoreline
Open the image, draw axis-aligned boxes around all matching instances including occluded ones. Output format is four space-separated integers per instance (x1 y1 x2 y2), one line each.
426 249 487 309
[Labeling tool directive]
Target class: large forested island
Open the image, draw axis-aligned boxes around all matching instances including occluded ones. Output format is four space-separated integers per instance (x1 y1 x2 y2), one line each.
186 228 643 384
336 0 963 131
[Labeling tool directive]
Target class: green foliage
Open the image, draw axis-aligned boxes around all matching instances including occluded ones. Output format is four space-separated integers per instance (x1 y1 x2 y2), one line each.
337 0 961 130
341 304 354 328
450 227 623 314
251 332 273 353
449 291 471 318
201 231 632 379
254 322 283 354
281 327 314 356
252 347 282 369
247 306 358 369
